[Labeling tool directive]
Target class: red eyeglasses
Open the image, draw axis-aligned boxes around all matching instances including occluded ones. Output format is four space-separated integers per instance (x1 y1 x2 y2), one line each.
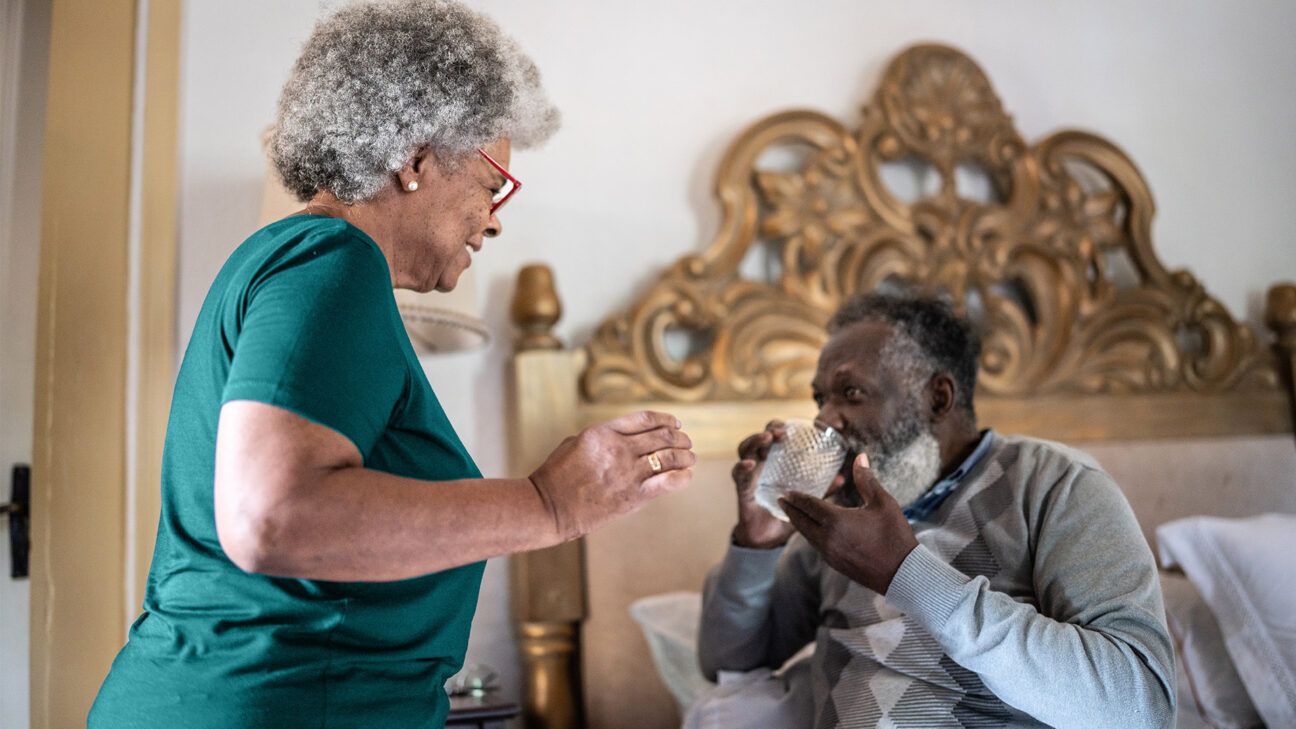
478 148 521 214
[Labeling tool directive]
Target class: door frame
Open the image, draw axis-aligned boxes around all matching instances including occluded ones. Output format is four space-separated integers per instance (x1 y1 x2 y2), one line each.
30 0 178 726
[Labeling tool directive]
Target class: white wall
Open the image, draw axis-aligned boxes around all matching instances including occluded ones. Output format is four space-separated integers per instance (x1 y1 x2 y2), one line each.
0 0 49 726
177 0 1296 704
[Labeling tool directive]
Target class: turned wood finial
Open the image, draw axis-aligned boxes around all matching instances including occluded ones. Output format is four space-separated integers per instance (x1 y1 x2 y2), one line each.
1266 282 1296 432
517 621 583 729
513 264 563 351
1266 282 1296 349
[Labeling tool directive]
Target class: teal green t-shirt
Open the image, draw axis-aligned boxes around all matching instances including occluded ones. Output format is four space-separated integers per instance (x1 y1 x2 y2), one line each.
89 216 485 728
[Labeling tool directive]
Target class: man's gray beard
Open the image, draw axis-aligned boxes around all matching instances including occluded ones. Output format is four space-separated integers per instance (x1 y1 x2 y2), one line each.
843 426 943 508
870 430 943 507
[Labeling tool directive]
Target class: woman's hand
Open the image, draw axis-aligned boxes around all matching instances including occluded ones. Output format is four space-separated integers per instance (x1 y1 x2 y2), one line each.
214 402 690 580
528 410 695 541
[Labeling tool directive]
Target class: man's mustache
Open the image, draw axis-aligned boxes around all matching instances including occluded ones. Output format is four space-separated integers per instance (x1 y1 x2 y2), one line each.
837 428 871 456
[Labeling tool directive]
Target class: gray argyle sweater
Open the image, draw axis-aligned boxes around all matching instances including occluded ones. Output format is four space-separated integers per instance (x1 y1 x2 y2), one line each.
698 434 1176 728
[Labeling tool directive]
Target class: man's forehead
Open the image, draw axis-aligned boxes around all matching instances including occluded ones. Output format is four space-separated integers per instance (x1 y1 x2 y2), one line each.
815 320 894 380
823 320 892 358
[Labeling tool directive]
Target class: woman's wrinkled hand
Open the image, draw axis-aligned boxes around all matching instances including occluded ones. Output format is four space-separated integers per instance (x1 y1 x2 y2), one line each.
528 410 695 541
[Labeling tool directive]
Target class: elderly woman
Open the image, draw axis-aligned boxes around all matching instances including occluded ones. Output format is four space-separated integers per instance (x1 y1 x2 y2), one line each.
88 2 694 727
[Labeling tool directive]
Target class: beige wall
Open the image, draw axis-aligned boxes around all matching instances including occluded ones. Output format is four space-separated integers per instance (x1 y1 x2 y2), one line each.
175 0 1296 704
1083 435 1296 549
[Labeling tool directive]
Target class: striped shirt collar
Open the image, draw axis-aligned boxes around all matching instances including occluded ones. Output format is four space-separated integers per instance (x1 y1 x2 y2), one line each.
902 429 995 523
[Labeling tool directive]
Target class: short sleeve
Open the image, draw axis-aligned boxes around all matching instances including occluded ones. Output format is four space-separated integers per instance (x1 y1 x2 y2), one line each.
221 231 407 458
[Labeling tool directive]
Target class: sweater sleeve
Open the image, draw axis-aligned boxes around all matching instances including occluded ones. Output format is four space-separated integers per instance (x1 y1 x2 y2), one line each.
885 465 1176 729
698 536 820 681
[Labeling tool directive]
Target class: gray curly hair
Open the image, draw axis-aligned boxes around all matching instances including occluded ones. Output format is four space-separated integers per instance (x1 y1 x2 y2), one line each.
271 0 560 203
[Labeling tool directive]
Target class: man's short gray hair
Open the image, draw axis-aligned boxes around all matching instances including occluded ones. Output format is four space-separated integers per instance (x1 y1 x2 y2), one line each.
271 0 560 203
829 293 982 414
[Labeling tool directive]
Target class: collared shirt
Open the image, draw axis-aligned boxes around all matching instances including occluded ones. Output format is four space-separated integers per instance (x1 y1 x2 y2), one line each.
902 429 995 523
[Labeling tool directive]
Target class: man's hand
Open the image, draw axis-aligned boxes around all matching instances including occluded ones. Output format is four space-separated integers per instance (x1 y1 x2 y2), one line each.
779 453 919 594
731 421 794 548
731 420 847 549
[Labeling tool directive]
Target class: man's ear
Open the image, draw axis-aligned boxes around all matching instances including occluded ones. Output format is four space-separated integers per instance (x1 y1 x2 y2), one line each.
928 372 957 420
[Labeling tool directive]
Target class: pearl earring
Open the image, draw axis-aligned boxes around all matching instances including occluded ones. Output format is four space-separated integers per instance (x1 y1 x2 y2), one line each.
406 181 419 191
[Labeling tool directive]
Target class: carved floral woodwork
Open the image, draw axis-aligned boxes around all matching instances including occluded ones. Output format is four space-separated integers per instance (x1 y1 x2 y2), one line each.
582 44 1281 403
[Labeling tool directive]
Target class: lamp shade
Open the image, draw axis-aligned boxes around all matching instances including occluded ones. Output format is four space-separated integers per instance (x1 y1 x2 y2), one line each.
257 130 490 355
392 279 490 353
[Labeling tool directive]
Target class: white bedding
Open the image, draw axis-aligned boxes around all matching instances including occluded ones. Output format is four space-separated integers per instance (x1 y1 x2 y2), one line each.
1159 514 1296 729
631 514 1296 729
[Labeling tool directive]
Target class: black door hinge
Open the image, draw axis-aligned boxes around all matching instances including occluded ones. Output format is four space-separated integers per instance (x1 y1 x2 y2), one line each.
3 465 30 578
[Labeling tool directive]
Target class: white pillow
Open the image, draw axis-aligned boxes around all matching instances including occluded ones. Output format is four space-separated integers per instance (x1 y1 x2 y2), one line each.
1159 571 1263 728
629 592 713 714
1158 513 1296 728
630 591 815 728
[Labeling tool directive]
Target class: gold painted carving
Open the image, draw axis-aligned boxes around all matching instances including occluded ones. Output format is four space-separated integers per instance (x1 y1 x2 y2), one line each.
517 621 584 729
510 268 587 729
582 44 1281 403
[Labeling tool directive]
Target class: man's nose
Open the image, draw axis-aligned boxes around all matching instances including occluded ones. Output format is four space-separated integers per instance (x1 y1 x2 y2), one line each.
484 212 502 238
816 403 843 431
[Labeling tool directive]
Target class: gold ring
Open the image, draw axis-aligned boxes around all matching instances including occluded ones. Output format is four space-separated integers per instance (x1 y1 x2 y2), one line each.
647 452 663 473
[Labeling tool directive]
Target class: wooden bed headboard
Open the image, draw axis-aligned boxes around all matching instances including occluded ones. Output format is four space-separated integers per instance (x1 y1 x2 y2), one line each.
506 44 1296 729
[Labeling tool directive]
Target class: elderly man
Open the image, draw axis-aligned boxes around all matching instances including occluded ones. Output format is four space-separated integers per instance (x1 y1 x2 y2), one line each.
698 294 1175 728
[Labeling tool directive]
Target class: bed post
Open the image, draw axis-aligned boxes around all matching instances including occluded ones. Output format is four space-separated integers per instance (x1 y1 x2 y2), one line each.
510 264 587 729
1266 282 1296 439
